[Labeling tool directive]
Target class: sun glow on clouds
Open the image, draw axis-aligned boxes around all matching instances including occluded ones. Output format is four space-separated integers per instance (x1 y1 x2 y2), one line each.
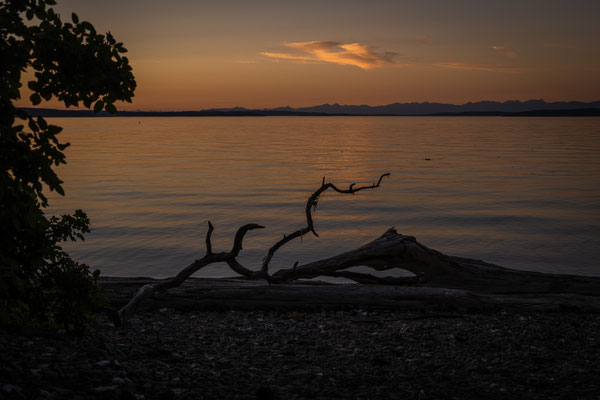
261 41 400 70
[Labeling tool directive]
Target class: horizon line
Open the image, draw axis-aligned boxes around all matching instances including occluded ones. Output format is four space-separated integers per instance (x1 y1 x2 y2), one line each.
20 98 600 113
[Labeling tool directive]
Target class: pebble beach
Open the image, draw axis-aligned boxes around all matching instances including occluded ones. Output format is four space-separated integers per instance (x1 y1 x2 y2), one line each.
2 308 599 400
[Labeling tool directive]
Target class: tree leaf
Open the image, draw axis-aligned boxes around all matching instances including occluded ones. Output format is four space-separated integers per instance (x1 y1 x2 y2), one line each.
37 117 48 130
71 12 79 24
30 93 42 105
47 125 63 135
93 100 104 113
28 119 37 132
105 103 117 115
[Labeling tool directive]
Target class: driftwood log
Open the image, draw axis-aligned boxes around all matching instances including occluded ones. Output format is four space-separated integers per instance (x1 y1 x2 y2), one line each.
102 277 600 315
117 174 600 324
273 228 600 295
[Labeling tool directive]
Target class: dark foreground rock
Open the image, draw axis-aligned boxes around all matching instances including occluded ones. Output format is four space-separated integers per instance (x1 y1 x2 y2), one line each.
1 309 599 400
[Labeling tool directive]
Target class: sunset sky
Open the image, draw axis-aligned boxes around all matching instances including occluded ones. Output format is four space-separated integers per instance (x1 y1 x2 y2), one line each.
18 0 600 110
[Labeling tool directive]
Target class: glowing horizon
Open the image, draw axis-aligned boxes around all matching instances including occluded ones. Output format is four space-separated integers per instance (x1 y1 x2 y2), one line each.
14 0 600 111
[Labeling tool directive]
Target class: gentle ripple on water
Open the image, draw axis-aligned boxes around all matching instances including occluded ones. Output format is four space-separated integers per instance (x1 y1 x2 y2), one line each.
46 116 600 278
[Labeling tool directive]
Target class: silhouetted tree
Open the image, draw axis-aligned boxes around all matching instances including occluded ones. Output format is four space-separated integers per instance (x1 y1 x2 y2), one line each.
0 0 135 330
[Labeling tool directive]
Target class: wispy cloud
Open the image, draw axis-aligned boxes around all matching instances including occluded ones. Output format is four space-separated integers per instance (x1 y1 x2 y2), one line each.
261 41 401 70
433 62 521 73
491 45 517 58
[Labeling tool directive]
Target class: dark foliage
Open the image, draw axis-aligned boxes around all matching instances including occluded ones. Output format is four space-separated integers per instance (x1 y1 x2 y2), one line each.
0 0 136 331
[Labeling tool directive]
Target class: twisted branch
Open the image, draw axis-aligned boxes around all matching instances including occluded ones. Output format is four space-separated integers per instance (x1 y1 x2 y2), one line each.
116 172 600 325
118 221 264 324
118 173 391 324
261 173 390 275
205 221 214 255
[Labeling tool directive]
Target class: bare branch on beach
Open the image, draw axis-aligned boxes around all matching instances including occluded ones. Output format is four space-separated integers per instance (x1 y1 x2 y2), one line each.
117 172 600 325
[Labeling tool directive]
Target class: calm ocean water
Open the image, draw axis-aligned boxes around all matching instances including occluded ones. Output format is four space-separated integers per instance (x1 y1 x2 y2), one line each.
46 117 600 278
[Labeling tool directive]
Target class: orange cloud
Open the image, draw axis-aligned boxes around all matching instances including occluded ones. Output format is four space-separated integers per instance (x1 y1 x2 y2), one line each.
433 62 521 73
491 45 517 58
261 41 400 70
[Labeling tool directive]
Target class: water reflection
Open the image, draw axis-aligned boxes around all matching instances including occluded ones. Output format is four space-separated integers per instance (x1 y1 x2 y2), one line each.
47 117 600 277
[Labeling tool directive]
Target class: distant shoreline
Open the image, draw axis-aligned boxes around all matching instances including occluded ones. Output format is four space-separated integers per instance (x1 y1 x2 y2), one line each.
19 107 600 118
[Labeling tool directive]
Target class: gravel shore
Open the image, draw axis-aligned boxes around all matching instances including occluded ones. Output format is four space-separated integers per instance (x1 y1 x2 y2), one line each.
1 309 599 400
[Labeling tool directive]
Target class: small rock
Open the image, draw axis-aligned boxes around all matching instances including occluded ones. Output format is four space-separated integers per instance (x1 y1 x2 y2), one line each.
95 385 118 393
2 384 19 393
112 377 125 385
95 360 111 367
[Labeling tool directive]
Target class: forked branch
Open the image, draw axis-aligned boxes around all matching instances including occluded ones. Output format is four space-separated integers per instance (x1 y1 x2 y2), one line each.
116 171 600 324
118 174 391 324
118 221 264 324
261 173 390 274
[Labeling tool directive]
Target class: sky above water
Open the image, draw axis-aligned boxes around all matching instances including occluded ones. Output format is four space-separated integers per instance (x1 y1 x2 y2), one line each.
17 0 600 110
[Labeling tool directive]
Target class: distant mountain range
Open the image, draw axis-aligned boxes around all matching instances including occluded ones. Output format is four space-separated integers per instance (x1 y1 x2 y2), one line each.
269 99 600 115
21 99 600 117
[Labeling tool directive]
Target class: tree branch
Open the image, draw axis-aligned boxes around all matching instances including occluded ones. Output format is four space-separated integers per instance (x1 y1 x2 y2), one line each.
205 221 214 255
231 223 265 257
117 172 600 324
118 174 391 324
118 222 263 324
261 173 391 274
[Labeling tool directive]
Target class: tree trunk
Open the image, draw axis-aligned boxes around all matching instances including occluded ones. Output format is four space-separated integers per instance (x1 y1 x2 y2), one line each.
273 228 600 295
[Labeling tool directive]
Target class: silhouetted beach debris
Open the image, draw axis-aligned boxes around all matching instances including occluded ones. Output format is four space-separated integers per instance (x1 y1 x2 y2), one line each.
118 174 600 325
1 309 599 399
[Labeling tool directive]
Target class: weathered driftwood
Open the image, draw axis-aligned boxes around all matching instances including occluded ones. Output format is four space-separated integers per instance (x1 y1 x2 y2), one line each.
116 173 600 324
117 174 391 323
272 228 600 295
117 222 266 324
102 277 600 314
